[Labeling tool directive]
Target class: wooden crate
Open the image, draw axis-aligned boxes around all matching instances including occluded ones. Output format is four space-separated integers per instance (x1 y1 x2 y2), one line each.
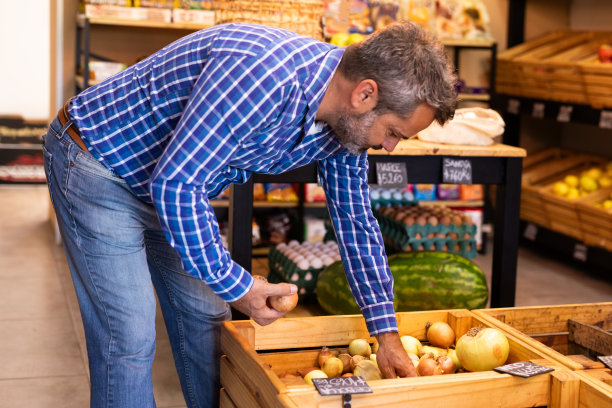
574 371 612 408
220 310 579 407
497 30 612 108
576 186 612 251
473 303 612 372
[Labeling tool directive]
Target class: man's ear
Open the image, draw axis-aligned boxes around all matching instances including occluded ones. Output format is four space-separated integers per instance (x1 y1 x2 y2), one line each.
350 79 378 114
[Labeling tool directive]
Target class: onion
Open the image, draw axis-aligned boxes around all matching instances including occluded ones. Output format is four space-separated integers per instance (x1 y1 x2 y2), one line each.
268 293 299 313
371 338 379 354
436 355 456 374
455 326 510 372
350 355 365 371
416 357 443 376
322 357 344 377
426 321 455 348
337 353 352 373
303 369 327 385
418 345 446 358
400 335 422 355
348 339 372 357
447 348 463 370
353 360 382 380
341 373 354 377
318 346 334 367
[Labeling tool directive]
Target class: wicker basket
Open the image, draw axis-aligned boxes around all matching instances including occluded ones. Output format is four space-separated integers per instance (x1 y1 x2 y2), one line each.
214 0 324 40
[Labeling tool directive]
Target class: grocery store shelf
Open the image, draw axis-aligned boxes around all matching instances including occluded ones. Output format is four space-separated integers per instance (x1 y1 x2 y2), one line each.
442 38 496 48
420 200 484 207
519 220 612 274
459 93 490 102
0 143 41 150
212 200 326 208
495 93 612 129
77 14 212 30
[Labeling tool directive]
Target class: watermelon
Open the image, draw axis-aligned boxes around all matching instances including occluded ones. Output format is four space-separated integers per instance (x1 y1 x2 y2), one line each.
316 251 489 315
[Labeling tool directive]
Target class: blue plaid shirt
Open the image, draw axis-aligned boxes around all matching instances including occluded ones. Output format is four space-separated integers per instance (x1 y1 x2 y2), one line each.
69 23 396 335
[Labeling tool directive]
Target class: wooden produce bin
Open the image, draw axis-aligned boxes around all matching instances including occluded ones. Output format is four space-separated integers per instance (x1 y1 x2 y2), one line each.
220 310 578 408
576 186 612 252
473 302 612 402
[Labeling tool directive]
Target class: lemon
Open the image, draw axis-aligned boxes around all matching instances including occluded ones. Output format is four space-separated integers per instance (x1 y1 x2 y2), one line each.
579 176 598 192
585 168 603 180
564 175 579 188
599 176 612 188
552 181 570 196
347 33 366 45
329 33 350 47
603 200 612 210
566 188 580 199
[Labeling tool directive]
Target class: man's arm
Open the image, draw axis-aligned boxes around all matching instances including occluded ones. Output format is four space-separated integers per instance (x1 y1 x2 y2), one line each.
318 152 416 377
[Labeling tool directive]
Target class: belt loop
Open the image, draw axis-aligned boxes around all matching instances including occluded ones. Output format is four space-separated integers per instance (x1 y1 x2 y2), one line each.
59 117 74 137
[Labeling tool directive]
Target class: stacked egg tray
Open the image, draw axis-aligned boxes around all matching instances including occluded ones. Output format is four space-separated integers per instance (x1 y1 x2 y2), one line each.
374 205 477 259
369 186 418 210
267 240 341 303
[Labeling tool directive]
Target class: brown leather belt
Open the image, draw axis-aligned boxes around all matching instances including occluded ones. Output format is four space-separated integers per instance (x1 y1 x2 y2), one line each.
58 101 89 153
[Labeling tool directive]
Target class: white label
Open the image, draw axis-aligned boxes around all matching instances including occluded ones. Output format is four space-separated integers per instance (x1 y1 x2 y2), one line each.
523 223 538 241
532 103 545 119
600 111 612 129
573 243 588 262
557 105 573 123
507 99 520 115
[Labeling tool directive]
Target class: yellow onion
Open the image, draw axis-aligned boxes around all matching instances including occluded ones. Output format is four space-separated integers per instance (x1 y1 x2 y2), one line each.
447 348 462 370
350 355 366 371
317 346 334 368
322 357 344 378
455 326 510 372
304 369 327 385
337 353 352 373
348 338 372 357
353 360 382 380
426 321 456 348
400 335 422 355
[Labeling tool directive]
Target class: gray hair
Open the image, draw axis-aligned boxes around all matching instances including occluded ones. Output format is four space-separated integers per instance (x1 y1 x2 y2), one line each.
337 22 457 125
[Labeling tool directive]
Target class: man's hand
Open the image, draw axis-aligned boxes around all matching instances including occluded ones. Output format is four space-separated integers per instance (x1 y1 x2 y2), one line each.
230 278 297 326
375 332 417 378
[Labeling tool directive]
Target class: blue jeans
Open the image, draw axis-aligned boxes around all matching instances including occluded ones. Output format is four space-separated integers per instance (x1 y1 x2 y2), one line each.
43 116 232 408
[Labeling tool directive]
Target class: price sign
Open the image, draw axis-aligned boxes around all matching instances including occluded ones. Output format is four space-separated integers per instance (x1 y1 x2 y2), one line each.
312 376 373 397
557 105 573 123
376 162 408 187
573 243 588 262
523 223 538 241
532 103 545 119
598 356 612 370
507 99 520 115
442 158 472 185
600 110 612 129
494 361 554 378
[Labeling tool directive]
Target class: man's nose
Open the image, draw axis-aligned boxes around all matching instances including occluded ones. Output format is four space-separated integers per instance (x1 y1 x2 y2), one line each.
382 137 399 152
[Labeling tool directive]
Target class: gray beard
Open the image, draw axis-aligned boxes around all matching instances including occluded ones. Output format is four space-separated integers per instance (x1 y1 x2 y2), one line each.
332 110 377 155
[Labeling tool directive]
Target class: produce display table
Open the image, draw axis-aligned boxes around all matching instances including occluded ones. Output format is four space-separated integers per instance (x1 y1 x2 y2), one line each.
228 140 526 308
219 306 612 408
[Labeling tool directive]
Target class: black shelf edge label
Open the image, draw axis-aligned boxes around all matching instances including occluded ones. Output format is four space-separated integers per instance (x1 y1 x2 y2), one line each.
376 162 408 187
600 111 612 129
493 361 554 378
442 158 472 185
557 105 573 123
312 376 373 396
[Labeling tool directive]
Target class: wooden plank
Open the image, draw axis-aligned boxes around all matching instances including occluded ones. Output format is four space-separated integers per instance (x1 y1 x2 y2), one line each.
220 356 264 408
567 355 606 370
581 369 612 386
260 350 319 375
575 371 612 408
220 322 287 408
220 388 238 408
550 370 580 408
568 319 612 356
368 140 526 158
282 371 553 408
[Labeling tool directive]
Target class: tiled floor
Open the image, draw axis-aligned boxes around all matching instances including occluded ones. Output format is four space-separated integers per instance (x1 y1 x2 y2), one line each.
0 185 611 407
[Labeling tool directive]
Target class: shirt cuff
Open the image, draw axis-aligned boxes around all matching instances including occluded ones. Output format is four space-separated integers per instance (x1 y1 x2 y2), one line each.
361 301 398 336
205 260 254 303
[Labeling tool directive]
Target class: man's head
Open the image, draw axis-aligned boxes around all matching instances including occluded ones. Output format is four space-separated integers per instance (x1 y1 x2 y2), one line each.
324 21 457 154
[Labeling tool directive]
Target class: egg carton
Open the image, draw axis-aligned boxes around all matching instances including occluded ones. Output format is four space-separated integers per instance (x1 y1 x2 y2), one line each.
370 186 417 210
268 240 341 300
383 236 477 259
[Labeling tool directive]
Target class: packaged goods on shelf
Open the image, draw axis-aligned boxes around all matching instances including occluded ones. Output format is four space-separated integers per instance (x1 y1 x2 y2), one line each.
88 61 126 81
413 184 436 201
459 184 483 201
303 216 326 243
266 183 298 202
253 183 266 201
304 183 325 202
437 184 460 200
85 4 172 21
172 8 214 24
374 204 477 258
267 240 340 302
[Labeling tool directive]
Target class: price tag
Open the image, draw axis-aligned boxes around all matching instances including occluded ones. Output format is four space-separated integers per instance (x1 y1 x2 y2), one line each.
523 223 538 241
442 158 472 185
598 356 612 370
312 376 373 397
494 361 555 378
573 243 588 262
600 110 612 129
556 105 573 123
507 98 520 115
532 103 545 119
376 162 408 187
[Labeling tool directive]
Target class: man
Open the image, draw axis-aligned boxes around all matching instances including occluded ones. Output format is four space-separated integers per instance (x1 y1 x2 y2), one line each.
43 21 456 407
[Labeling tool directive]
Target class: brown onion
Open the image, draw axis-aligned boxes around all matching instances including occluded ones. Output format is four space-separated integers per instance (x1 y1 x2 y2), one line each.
436 355 457 374
318 346 333 368
416 357 443 376
269 293 299 313
426 321 455 348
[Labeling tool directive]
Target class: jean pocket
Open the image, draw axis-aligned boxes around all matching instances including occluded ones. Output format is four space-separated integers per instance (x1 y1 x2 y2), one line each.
73 150 126 183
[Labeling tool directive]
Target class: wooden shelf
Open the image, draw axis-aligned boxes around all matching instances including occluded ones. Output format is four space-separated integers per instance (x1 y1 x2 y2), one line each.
78 15 212 31
459 93 490 102
442 38 495 48
368 140 526 158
